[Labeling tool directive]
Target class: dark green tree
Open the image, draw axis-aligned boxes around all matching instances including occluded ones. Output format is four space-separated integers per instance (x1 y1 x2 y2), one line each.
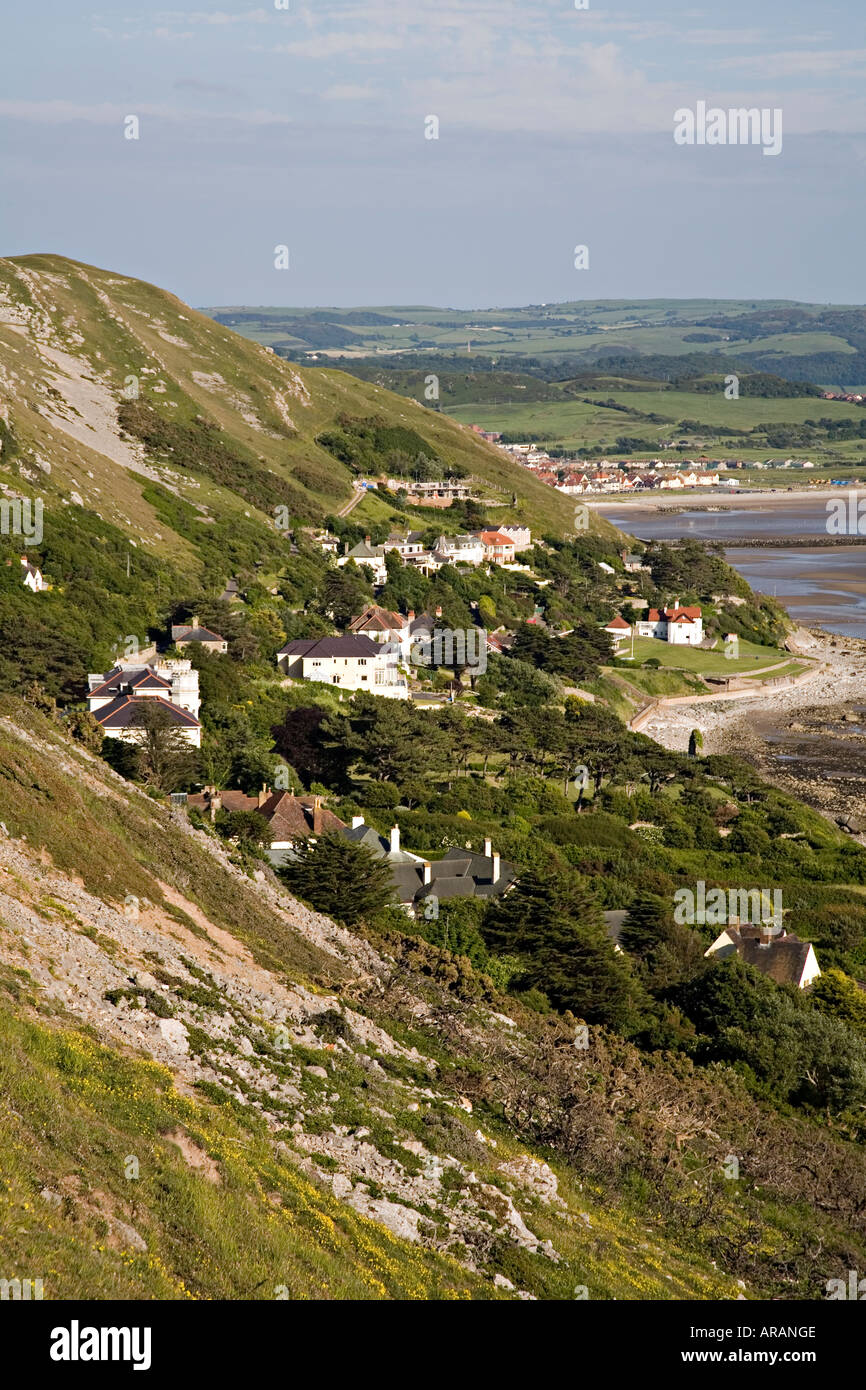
279 833 395 926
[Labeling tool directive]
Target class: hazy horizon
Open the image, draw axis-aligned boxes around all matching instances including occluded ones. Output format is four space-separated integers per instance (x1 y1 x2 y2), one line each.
3 1 865 305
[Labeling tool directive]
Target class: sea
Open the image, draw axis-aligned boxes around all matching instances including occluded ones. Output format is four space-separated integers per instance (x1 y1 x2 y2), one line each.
598 496 866 639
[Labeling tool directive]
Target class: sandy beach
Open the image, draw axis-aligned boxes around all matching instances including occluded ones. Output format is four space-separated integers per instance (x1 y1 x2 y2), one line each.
591 488 843 513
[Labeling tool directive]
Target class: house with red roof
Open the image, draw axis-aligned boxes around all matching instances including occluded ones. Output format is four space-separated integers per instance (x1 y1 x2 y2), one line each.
604 614 632 648
636 600 703 646
474 531 516 564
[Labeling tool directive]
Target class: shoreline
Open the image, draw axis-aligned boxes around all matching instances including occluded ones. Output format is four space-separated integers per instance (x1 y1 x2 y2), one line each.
590 487 843 513
638 628 866 822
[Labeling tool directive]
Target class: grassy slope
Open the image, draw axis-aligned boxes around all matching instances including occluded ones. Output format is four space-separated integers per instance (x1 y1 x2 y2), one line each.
0 701 741 1301
0 255 576 563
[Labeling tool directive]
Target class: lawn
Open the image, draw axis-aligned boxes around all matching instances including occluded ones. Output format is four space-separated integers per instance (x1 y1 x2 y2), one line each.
618 636 791 676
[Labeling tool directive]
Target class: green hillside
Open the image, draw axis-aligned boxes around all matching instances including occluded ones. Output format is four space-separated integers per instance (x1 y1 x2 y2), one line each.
0 254 573 562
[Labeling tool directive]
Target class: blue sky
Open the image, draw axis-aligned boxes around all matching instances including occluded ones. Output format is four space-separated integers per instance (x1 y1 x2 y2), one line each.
2 1 864 306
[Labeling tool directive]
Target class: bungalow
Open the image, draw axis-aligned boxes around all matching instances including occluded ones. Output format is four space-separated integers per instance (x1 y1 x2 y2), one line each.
636 602 703 646
705 923 820 989
341 822 517 914
474 531 517 565
276 634 408 698
171 615 228 654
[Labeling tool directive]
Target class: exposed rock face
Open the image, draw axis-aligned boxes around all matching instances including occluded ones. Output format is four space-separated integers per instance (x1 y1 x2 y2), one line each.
0 763 559 1291
499 1155 563 1207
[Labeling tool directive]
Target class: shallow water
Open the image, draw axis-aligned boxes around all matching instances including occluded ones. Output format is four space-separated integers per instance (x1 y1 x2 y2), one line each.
601 502 866 638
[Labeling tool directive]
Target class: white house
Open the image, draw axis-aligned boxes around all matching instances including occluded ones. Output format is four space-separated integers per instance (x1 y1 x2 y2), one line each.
604 615 632 648
705 924 820 989
636 603 703 646
277 635 408 698
86 660 202 746
337 538 388 586
384 531 428 561
498 525 532 552
434 534 485 567
20 554 46 592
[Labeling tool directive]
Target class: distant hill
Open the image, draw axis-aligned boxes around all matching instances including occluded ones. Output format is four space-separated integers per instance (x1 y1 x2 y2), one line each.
202 298 866 391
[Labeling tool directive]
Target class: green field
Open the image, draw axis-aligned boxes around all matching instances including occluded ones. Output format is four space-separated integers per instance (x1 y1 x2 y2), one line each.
617 636 792 676
445 389 866 466
206 298 866 394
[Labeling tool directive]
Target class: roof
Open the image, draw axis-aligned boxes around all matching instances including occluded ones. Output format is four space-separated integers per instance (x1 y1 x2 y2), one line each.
606 616 631 631
346 540 385 559
259 791 345 840
438 846 519 894
88 667 172 699
723 928 816 987
476 531 514 546
93 695 200 730
278 635 382 659
385 532 425 546
645 606 701 623
172 625 225 643
348 605 406 634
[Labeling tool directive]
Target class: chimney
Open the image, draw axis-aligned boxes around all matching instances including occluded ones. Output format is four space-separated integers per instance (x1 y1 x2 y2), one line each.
483 837 492 857
210 791 222 820
389 824 400 855
257 784 269 808
490 845 500 882
758 920 774 947
312 797 323 833
191 614 199 628
423 861 432 885
351 815 365 829
365 534 371 545
407 609 415 621
435 605 442 618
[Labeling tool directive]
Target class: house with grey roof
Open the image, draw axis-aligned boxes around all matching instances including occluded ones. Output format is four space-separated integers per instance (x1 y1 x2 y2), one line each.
276 635 408 698
341 821 517 914
336 537 388 585
171 615 228 653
